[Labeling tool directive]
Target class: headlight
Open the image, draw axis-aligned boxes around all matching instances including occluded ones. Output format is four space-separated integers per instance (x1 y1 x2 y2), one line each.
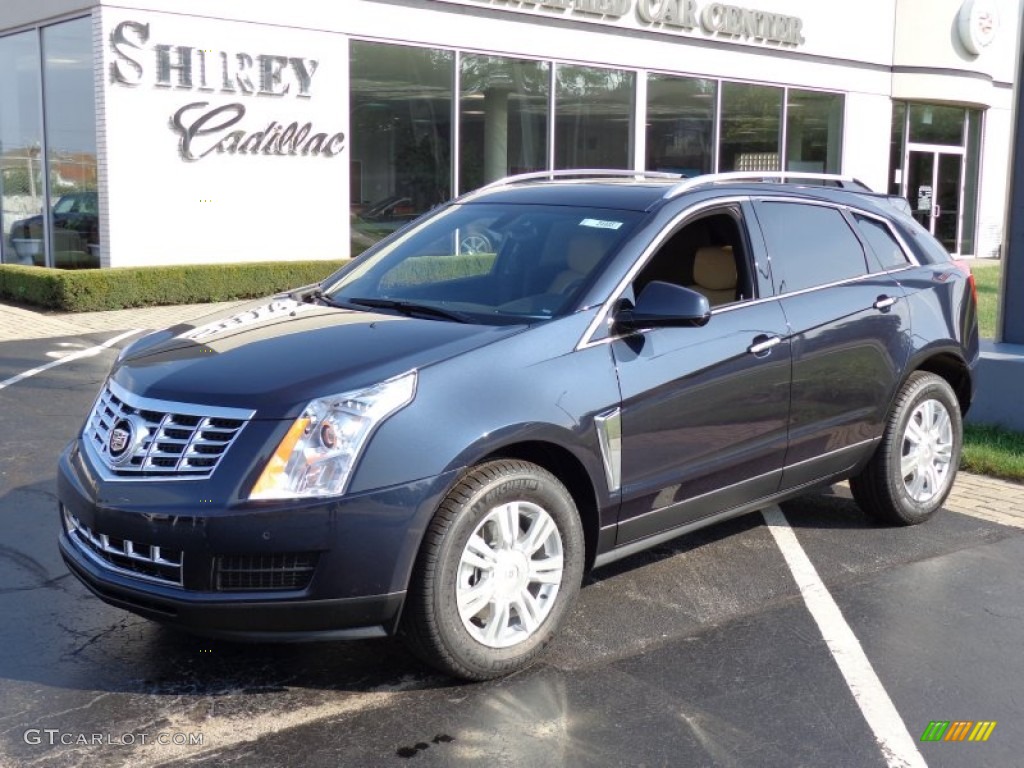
248 371 417 500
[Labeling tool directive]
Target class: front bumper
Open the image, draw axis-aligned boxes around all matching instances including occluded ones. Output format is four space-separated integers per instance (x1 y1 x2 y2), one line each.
58 440 458 640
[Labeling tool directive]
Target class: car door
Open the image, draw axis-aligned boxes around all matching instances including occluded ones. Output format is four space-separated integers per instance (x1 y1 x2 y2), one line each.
751 199 912 489
611 202 792 545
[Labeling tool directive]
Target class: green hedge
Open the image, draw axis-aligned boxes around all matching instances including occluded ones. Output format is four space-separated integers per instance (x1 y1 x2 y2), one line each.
380 253 496 289
0 260 350 312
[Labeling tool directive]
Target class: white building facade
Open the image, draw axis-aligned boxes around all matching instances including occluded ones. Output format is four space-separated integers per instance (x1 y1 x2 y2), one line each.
0 0 1018 269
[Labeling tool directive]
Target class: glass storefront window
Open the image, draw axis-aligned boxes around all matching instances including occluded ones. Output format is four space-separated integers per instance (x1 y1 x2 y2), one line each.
42 18 99 269
554 65 634 170
961 109 982 256
719 82 783 172
891 102 980 256
785 89 843 175
460 55 549 192
646 74 716 176
889 102 906 195
0 31 45 266
909 104 965 146
350 42 453 254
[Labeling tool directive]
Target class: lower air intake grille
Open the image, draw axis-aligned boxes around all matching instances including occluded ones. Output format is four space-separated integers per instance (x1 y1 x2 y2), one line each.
63 506 183 587
214 552 319 592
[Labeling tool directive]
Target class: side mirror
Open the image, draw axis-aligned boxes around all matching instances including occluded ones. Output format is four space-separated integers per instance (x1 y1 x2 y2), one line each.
615 281 711 332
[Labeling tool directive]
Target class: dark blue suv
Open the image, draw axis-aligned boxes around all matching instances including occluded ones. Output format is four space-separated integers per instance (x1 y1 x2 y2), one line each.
58 171 979 680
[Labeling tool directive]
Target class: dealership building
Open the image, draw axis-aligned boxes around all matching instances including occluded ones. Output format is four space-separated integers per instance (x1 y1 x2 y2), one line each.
0 0 1019 270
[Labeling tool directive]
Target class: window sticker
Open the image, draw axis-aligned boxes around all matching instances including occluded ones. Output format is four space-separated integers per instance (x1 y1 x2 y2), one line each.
580 218 623 230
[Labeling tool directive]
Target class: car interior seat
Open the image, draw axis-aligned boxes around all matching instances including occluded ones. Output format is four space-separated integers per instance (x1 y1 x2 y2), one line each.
690 246 738 306
547 233 606 295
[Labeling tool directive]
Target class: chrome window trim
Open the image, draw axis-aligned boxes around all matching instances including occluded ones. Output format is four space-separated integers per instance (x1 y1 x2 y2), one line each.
576 194 920 351
754 195 922 269
743 264 913 304
844 206 920 270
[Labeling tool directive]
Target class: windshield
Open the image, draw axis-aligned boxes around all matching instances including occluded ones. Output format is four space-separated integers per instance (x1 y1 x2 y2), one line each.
325 203 642 325
53 192 97 214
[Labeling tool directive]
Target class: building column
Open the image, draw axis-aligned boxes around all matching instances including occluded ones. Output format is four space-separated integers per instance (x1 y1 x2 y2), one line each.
1000 3 1024 344
484 85 510 183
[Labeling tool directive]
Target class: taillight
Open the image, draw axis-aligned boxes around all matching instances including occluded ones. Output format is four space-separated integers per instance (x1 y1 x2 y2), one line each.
952 259 978 307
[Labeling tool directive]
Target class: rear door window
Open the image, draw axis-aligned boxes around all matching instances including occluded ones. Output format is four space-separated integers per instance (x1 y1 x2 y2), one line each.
755 202 869 294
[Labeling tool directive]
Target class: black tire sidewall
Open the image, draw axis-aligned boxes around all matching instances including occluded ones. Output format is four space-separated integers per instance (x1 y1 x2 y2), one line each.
884 374 963 522
430 463 584 675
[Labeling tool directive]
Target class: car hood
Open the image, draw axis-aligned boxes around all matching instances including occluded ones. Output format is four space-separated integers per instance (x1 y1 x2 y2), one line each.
111 297 525 418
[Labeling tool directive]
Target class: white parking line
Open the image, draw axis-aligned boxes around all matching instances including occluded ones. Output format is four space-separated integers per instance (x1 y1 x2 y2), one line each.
762 505 928 768
0 330 141 392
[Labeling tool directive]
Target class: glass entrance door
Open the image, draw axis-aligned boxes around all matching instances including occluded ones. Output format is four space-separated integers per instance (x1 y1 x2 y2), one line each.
906 149 964 253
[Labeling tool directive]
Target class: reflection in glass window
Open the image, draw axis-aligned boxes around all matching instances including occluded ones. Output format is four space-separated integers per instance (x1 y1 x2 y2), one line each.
909 104 965 146
961 109 982 256
0 31 45 267
555 65 634 170
646 74 716 176
350 42 453 254
327 203 641 322
42 18 99 269
759 202 867 293
719 82 782 172
786 90 843 175
460 56 549 192
854 214 908 271
889 102 906 196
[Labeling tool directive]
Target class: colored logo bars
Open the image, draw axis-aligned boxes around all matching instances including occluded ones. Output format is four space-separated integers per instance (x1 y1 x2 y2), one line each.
920 721 997 742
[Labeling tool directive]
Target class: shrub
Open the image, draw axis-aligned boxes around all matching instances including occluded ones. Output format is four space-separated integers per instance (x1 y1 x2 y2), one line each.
0 260 350 312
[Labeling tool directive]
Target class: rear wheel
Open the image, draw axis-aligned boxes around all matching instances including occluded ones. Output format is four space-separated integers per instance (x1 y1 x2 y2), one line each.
851 371 962 525
400 460 584 680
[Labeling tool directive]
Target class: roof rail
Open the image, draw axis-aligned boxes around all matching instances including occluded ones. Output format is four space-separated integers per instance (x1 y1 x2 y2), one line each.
663 171 872 199
479 169 684 191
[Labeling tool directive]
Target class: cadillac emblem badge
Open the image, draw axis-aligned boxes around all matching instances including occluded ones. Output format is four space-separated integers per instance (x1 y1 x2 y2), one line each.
108 418 135 462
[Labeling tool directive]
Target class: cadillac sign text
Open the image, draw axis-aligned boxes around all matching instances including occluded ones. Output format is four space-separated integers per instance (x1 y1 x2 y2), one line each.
109 20 345 161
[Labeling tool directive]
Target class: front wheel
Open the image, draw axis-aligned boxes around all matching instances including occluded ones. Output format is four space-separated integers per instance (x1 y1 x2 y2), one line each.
400 460 585 680
850 371 963 525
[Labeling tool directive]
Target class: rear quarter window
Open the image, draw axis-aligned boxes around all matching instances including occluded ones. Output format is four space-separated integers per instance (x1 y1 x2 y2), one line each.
886 210 952 264
853 214 910 271
756 201 868 293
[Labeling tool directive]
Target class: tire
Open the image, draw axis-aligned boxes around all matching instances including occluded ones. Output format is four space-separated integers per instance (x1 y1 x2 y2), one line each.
850 371 962 526
400 459 585 680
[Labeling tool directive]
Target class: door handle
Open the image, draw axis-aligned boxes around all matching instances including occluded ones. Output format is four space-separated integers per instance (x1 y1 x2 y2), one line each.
874 295 897 311
749 335 782 355
932 204 941 218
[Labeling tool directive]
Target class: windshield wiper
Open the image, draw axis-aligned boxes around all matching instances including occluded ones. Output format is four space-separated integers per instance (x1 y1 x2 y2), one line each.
345 297 471 323
289 284 352 309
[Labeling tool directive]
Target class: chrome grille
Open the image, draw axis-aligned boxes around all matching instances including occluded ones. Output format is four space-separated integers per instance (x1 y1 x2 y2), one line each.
63 506 183 587
84 378 254 478
214 552 319 592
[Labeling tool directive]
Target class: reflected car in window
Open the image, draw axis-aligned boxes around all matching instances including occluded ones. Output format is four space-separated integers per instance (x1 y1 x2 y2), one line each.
8 190 99 268
58 171 978 680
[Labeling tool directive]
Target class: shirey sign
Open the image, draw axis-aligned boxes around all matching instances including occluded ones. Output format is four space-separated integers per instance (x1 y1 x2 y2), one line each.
430 0 806 46
109 20 346 161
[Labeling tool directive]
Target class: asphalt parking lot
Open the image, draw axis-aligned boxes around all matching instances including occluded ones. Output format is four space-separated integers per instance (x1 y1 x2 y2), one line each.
1 327 1023 768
